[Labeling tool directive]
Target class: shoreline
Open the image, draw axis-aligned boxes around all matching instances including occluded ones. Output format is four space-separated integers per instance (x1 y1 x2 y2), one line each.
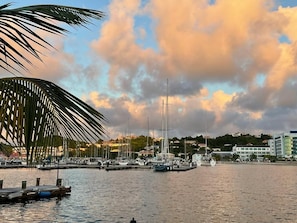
1 160 297 169
218 160 297 166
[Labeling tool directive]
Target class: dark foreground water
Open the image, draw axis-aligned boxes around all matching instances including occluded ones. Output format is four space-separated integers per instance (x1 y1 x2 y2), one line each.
0 164 297 223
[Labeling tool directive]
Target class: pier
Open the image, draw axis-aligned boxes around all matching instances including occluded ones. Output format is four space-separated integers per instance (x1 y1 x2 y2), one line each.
105 164 196 171
171 165 197 171
105 165 152 171
0 178 71 204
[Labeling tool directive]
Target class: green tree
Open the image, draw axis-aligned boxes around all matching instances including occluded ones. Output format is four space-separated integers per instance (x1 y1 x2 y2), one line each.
0 3 105 164
250 153 257 161
231 153 240 162
131 135 147 152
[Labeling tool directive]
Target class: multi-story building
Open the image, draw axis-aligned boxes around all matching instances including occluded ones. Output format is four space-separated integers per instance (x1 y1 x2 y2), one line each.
232 144 272 161
267 139 275 156
273 131 297 158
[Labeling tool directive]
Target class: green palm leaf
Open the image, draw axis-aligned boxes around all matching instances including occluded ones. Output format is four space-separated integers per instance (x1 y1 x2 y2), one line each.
0 3 104 73
0 77 107 163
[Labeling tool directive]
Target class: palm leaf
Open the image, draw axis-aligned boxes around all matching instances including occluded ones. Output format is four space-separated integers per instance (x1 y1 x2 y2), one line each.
0 3 104 72
0 77 107 163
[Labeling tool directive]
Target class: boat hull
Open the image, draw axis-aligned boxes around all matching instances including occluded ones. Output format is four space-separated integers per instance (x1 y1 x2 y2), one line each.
196 159 216 167
153 164 171 172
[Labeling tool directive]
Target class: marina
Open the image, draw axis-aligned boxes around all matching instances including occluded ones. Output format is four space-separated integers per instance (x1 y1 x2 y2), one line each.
0 1 296 222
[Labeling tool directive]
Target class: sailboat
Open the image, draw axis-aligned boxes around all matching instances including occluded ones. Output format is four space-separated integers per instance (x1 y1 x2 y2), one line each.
118 136 131 165
154 80 175 172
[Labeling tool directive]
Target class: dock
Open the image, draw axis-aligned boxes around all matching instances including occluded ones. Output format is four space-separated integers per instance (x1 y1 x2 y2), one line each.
171 165 197 171
105 165 152 171
0 178 71 204
36 164 103 170
104 164 196 171
153 164 197 172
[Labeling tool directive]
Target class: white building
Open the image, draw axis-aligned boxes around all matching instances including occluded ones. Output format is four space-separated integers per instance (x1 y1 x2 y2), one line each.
232 144 272 161
267 139 275 156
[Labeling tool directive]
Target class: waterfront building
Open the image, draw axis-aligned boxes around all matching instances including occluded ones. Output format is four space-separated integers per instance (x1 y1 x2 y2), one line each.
273 131 297 158
232 144 272 161
267 139 276 156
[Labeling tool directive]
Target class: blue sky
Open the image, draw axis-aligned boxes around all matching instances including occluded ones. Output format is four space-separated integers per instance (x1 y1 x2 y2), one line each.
1 0 297 140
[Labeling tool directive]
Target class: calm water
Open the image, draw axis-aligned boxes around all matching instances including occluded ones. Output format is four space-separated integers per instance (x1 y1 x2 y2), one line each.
0 164 297 223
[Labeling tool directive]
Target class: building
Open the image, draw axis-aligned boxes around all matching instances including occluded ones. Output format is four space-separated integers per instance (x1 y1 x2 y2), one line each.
273 131 297 158
267 139 276 156
232 144 272 161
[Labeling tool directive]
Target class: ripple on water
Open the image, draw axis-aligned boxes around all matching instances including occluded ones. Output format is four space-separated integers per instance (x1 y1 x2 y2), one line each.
1 165 297 222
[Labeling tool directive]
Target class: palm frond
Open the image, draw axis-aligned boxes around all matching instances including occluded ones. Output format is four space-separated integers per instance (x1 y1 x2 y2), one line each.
0 3 104 73
0 77 107 162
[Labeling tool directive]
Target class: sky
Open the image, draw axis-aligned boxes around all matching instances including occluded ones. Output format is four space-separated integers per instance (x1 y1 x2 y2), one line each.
1 0 297 140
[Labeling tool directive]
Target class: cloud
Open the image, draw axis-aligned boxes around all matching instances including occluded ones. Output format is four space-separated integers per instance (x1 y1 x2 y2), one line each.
148 0 279 83
2 0 297 139
90 0 296 93
91 0 157 92
85 0 297 138
266 42 297 89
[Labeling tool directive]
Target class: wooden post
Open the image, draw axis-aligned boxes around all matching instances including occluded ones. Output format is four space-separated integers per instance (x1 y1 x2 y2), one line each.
0 180 3 189
56 178 62 187
22 181 26 189
36 178 40 186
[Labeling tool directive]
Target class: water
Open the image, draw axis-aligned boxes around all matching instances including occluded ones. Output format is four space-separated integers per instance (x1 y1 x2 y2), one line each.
0 164 297 223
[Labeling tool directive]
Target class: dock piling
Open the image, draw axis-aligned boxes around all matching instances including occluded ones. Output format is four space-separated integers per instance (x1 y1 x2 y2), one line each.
36 178 40 186
56 178 62 187
21 181 26 189
0 180 3 189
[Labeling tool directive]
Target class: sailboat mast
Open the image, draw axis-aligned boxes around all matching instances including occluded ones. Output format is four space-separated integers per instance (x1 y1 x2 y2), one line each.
205 135 208 155
184 139 186 160
161 99 164 154
146 117 149 149
164 79 169 154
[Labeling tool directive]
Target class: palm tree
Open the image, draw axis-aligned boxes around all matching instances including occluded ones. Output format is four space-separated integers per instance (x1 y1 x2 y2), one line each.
0 3 104 73
0 3 106 164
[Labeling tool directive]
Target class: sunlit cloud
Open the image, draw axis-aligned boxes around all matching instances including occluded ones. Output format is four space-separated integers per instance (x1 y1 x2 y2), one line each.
2 0 297 139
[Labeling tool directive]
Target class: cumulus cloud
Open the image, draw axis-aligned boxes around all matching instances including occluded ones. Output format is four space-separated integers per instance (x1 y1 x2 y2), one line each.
3 0 296 139
86 0 297 138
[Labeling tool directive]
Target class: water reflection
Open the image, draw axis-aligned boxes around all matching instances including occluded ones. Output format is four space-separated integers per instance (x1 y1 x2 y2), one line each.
0 164 297 222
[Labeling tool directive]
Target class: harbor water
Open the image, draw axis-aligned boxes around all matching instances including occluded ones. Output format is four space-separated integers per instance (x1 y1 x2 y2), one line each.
1 164 297 223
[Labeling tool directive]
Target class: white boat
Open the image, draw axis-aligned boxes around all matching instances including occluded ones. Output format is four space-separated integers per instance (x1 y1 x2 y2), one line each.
192 131 216 167
193 153 216 167
210 159 216 166
118 160 129 165
135 158 146 166
85 157 102 165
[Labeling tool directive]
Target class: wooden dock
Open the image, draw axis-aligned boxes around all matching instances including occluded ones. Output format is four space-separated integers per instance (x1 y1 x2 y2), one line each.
0 178 71 204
